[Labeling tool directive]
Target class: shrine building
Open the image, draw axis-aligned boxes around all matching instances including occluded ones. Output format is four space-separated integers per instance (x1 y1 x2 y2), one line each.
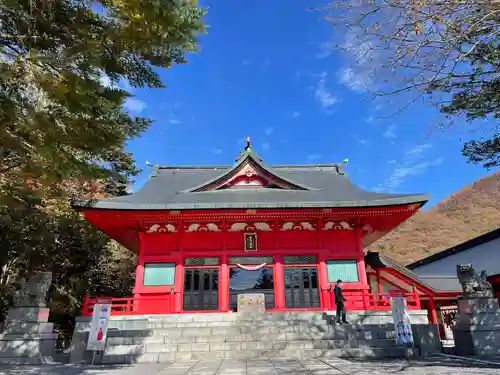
72 139 461 324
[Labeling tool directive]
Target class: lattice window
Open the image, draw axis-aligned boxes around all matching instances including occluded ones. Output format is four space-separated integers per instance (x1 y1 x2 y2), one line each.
228 256 273 265
143 263 175 286
184 257 220 266
326 259 359 283
283 255 318 265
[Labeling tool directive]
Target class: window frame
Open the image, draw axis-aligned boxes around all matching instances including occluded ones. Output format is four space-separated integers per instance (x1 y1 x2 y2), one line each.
143 262 176 287
326 259 360 283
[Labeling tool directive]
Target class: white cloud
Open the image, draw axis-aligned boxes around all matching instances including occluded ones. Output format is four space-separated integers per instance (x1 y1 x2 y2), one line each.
307 154 322 162
374 143 440 192
338 67 372 93
169 119 181 124
336 27 379 93
365 115 375 124
405 143 432 157
261 142 270 152
358 139 368 145
291 111 301 119
316 43 332 59
384 124 397 139
315 72 339 110
214 149 223 155
124 98 146 114
264 127 274 136
381 158 443 191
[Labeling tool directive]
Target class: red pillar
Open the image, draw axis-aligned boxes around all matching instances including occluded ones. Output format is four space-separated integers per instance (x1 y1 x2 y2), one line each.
429 297 438 324
318 256 331 310
220 253 229 312
174 256 184 313
355 225 369 308
274 254 285 309
133 232 145 298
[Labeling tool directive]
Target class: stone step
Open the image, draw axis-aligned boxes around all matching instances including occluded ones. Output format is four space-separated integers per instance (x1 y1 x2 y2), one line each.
107 325 396 339
106 330 395 346
100 346 417 364
3 322 54 335
105 338 402 356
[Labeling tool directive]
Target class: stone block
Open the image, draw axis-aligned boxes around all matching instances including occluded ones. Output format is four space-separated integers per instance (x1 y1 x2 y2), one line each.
104 344 144 356
5 307 50 323
145 343 177 353
177 343 209 352
181 327 212 336
212 326 241 335
106 337 134 346
240 341 274 350
458 297 499 315
195 334 227 343
411 324 441 356
0 339 40 357
3 322 54 335
209 342 240 351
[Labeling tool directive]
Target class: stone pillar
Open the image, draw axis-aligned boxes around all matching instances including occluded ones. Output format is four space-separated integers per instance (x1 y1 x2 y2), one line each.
453 296 500 356
0 272 58 364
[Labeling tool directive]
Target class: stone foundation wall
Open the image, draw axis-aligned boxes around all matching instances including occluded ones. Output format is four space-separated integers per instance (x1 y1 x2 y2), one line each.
70 310 441 364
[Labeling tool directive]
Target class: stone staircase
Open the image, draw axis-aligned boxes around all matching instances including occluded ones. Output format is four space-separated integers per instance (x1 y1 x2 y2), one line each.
71 311 427 364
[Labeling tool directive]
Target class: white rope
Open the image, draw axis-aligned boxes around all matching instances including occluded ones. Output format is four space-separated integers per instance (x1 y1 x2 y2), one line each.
236 263 267 271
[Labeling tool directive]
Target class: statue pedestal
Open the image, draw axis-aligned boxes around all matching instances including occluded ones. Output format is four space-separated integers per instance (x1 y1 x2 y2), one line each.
0 306 57 364
453 297 500 356
0 272 57 364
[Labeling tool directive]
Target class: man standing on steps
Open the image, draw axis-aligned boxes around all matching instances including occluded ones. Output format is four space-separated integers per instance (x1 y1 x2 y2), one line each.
334 279 348 324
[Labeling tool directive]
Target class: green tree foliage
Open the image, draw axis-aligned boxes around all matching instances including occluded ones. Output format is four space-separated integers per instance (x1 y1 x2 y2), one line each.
324 0 499 168
0 0 205 328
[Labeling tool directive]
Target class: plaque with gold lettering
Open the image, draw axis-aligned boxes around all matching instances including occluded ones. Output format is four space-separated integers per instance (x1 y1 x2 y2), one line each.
244 232 257 252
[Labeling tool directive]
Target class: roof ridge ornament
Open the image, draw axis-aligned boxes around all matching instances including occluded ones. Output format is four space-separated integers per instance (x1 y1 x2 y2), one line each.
245 136 251 151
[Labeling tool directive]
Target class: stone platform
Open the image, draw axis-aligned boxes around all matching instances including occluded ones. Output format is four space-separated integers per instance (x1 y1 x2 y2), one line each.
69 310 441 364
454 297 500 356
0 306 58 364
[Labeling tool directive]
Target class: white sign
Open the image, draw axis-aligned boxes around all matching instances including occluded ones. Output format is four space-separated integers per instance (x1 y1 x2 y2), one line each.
391 295 414 346
87 298 111 351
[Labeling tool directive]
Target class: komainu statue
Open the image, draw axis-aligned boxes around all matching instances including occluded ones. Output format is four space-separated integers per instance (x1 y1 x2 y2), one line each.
12 272 52 307
456 264 495 298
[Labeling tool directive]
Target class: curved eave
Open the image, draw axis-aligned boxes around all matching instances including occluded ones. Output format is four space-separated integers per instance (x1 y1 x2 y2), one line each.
71 194 430 211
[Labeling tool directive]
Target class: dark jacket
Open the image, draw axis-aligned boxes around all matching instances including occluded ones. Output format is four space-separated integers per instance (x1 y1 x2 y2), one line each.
334 285 346 304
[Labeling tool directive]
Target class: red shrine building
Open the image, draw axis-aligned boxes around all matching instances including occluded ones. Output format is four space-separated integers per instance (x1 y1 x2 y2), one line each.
73 140 461 324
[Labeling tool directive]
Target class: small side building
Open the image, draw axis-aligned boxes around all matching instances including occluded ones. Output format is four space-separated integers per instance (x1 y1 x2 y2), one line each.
407 228 500 297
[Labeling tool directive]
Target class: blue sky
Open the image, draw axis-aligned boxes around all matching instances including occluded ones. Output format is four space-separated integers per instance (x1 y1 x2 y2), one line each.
123 0 493 207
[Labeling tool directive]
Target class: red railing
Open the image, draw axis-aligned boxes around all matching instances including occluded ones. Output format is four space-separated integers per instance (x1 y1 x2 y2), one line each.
330 289 421 311
82 290 421 317
82 295 174 317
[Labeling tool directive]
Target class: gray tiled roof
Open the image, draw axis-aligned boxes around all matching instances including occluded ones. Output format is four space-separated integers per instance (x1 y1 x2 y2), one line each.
72 153 430 210
416 275 462 292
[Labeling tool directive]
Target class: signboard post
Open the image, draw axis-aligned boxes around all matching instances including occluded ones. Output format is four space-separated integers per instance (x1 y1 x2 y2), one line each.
87 297 112 364
390 292 414 347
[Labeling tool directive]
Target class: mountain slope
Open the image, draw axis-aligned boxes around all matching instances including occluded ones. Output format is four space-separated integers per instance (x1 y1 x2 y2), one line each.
370 171 500 265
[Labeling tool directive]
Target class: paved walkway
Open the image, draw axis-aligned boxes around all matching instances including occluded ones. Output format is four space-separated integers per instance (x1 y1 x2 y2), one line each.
0 357 499 375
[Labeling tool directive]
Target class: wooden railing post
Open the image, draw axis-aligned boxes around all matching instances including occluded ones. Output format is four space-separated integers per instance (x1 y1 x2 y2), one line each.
412 285 421 309
82 295 89 317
